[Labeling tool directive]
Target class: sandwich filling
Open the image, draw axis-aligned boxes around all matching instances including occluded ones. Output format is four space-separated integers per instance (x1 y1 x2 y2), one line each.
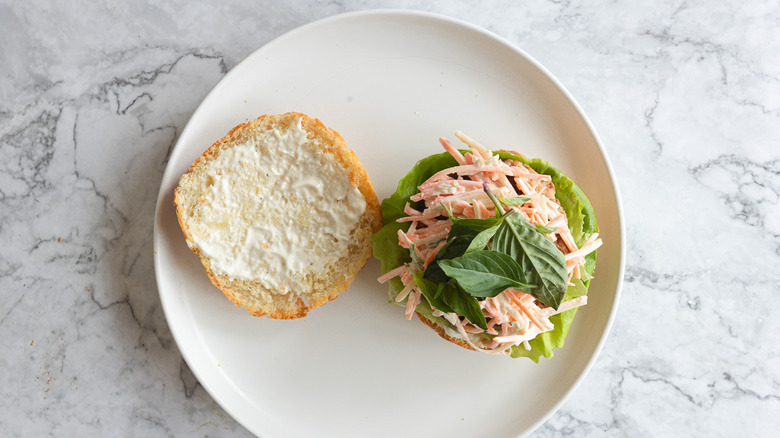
185 117 366 294
375 132 602 358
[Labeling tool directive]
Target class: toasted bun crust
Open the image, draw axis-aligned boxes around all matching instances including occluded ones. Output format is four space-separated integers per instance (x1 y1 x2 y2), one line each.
417 313 476 352
174 112 381 319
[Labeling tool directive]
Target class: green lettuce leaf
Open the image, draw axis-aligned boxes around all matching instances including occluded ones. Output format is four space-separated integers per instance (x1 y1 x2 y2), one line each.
372 150 599 362
378 153 459 226
503 153 598 247
371 152 459 300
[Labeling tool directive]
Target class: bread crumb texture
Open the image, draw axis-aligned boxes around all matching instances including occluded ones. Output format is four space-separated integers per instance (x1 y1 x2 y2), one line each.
174 113 381 319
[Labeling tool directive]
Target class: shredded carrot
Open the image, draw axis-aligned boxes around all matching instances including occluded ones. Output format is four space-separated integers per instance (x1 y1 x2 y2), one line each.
423 240 447 267
508 291 545 331
378 265 407 284
440 137 467 165
375 132 594 352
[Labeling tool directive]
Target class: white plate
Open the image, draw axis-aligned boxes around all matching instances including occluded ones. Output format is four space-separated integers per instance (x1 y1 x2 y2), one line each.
154 10 624 438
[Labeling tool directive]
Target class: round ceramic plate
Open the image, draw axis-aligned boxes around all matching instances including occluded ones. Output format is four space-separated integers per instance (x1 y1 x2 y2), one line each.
154 10 624 438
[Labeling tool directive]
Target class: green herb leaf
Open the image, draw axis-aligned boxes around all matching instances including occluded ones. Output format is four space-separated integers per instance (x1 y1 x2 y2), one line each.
415 272 487 330
423 235 473 283
448 216 502 235
424 214 502 283
499 196 531 206
438 250 534 298
534 223 558 234
464 224 500 253
439 282 487 330
482 183 506 217
413 272 455 314
492 214 568 309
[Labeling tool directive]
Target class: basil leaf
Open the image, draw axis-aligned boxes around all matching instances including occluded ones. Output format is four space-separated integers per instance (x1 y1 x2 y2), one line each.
499 196 530 206
423 265 449 284
449 216 501 235
439 235 474 258
535 223 558 234
438 250 534 298
413 272 455 314
482 183 506 217
423 235 473 283
464 224 499 253
492 214 568 309
439 282 487 330
424 216 502 283
415 273 487 330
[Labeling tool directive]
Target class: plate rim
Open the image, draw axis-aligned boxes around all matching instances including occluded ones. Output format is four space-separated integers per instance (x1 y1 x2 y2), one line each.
153 8 625 438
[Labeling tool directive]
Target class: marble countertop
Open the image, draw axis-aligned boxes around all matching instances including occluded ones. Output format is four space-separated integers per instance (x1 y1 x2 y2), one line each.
2 1 778 436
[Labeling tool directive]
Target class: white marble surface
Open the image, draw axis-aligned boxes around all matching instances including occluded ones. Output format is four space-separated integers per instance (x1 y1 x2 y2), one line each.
1 1 778 436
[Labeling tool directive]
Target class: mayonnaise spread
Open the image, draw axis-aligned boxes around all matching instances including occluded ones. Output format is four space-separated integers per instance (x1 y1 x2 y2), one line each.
187 118 366 293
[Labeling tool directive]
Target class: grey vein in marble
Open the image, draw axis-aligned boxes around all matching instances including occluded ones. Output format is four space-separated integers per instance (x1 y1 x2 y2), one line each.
1 0 779 437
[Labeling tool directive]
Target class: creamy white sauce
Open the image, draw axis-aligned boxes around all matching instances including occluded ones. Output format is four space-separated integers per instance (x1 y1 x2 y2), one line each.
187 118 366 293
